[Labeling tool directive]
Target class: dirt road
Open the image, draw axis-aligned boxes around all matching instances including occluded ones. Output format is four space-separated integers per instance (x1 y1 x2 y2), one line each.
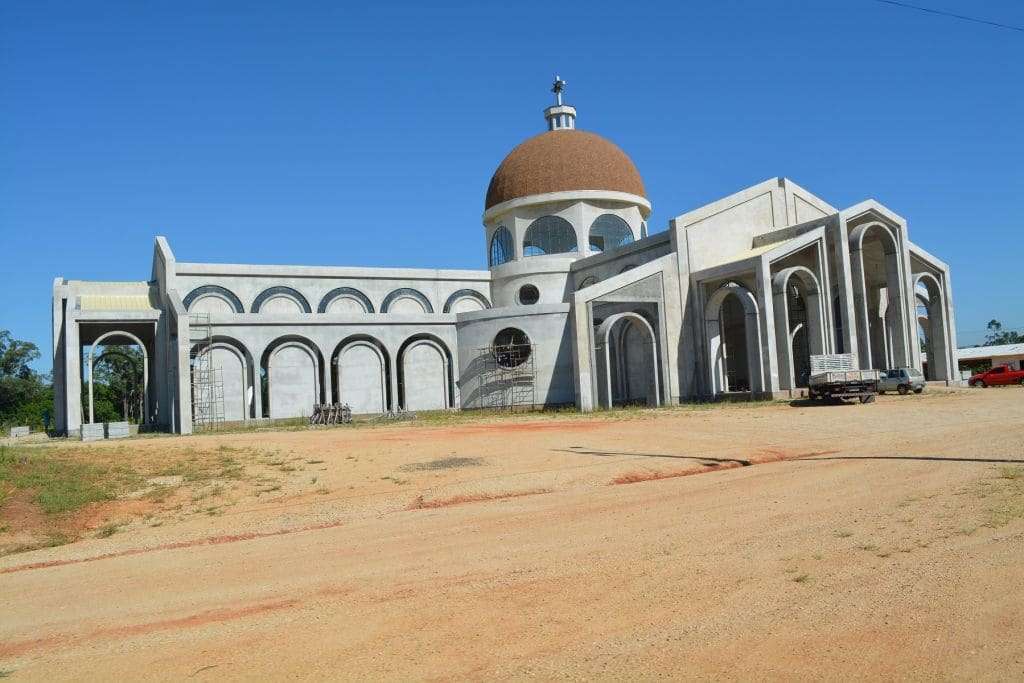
2 390 1023 679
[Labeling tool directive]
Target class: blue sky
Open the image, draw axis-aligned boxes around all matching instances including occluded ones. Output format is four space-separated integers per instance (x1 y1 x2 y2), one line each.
2 0 1022 371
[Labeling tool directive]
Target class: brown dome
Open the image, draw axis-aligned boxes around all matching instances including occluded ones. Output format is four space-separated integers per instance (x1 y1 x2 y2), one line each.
485 130 646 210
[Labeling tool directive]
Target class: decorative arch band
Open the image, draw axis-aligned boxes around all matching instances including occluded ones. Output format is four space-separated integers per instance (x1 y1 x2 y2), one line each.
182 285 245 313
442 289 491 313
251 286 312 314
381 287 434 314
318 287 375 313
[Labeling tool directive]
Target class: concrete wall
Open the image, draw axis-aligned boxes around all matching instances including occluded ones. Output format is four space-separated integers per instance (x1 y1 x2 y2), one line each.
455 304 575 408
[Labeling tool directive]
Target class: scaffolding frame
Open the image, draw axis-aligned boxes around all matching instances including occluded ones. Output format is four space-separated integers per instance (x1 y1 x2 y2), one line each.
189 313 226 430
475 342 537 411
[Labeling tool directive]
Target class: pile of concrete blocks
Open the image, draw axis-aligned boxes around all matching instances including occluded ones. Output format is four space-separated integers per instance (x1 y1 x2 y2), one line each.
8 426 30 438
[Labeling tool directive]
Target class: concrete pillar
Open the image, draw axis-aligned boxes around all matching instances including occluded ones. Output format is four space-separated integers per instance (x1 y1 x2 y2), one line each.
63 314 82 435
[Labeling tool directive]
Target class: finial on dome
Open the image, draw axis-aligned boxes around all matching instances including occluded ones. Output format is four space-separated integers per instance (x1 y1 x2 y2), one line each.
544 75 576 131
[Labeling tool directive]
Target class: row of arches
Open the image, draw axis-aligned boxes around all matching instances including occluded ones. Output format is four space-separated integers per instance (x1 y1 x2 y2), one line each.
183 285 490 316
192 333 455 421
489 213 635 266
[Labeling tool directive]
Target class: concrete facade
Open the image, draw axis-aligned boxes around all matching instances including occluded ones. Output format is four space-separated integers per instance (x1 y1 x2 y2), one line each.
51 85 960 435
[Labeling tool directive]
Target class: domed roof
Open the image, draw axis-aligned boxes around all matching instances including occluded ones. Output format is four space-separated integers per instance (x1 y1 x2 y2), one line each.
485 130 647 210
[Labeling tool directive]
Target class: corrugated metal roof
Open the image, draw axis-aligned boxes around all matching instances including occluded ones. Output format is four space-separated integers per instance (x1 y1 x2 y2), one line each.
957 343 1024 360
79 294 157 312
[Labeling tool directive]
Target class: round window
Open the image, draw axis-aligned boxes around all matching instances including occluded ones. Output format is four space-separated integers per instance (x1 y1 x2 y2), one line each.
518 284 540 305
492 328 531 368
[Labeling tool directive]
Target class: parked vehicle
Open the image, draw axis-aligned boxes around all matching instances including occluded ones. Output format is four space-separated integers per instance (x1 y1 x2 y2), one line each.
878 367 926 395
808 353 880 404
968 364 1024 388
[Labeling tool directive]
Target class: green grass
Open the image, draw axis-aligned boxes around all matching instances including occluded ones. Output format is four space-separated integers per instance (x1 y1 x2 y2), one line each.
0 445 141 515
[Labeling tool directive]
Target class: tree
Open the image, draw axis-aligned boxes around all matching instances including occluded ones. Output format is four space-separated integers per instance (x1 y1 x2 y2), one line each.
82 345 144 423
0 330 52 431
984 320 1024 346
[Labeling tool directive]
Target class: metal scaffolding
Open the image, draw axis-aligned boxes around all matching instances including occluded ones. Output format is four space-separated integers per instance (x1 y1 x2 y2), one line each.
189 313 225 430
475 341 537 411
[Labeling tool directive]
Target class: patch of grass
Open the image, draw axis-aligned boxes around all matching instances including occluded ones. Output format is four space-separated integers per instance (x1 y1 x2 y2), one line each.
0 445 141 514
997 466 1023 480
399 456 484 472
856 543 879 552
834 530 853 538
3 532 71 556
792 573 811 583
95 521 125 538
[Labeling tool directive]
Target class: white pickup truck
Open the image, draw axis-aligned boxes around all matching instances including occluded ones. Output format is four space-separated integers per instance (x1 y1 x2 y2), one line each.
807 353 880 404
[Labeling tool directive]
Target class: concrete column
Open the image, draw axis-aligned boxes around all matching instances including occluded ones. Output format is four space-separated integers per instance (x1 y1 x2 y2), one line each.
755 258 779 394
51 283 67 434
63 315 82 435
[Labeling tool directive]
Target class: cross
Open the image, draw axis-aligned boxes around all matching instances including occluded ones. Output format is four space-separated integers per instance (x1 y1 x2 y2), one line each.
551 75 566 105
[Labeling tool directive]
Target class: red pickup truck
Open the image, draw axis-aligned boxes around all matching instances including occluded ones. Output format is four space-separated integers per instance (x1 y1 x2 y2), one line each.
968 364 1024 387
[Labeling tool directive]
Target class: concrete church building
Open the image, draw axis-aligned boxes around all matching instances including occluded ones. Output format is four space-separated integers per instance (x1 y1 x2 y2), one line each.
51 79 960 436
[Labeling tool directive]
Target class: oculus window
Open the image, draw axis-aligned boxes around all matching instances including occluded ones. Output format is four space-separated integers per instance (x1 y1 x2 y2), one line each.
492 327 532 368
518 284 540 305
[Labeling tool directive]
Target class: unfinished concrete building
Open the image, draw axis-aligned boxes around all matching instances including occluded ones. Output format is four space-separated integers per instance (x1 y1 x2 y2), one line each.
51 78 959 435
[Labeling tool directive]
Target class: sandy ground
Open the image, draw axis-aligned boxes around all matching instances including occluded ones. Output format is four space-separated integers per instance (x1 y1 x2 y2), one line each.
1 389 1023 680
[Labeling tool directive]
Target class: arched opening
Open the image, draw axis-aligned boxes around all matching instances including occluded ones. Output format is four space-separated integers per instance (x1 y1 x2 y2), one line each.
260 336 322 419
577 275 598 290
772 266 827 390
489 226 514 266
704 282 762 396
850 223 908 370
588 214 634 254
523 216 577 256
595 313 660 408
331 336 389 414
85 330 150 425
397 334 453 411
192 337 255 422
915 273 951 381
252 287 312 314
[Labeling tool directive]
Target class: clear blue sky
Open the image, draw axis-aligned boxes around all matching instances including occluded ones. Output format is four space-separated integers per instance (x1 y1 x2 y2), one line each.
2 0 1022 371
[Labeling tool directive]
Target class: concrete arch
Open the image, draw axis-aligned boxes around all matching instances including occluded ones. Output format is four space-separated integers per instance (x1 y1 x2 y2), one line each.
317 287 374 314
595 312 661 408
772 266 827 390
182 285 245 313
577 275 598 290
381 287 434 314
192 336 256 421
331 335 390 414
704 282 763 396
87 330 149 425
251 286 312 314
914 271 952 381
849 221 910 370
442 289 491 314
397 334 453 411
260 336 322 418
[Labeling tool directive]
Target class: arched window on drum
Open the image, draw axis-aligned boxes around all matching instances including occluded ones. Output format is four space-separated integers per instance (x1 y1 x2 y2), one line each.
589 214 634 254
489 226 514 267
523 216 577 257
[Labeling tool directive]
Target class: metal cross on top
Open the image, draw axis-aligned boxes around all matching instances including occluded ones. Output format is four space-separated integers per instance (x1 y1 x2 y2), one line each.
551 75 566 105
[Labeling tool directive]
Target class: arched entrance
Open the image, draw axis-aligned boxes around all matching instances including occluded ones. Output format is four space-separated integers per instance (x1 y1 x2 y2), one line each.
261 337 322 419
332 336 389 414
850 222 910 370
594 312 661 408
398 335 452 411
704 282 763 396
192 338 255 421
772 266 827 390
86 330 150 425
914 272 952 381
